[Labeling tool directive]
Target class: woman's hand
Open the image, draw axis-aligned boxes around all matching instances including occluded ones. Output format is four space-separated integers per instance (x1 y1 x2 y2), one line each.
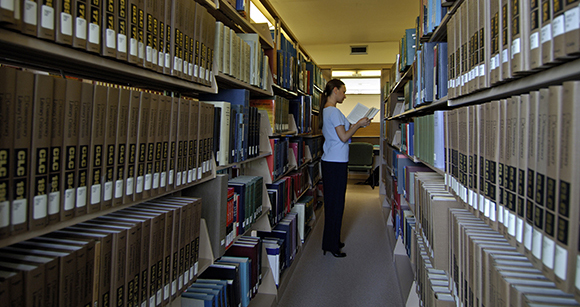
356 117 371 128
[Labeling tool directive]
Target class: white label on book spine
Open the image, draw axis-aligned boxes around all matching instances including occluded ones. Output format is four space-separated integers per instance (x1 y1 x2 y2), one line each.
479 195 485 213
152 50 157 65
106 28 116 48
49 192 60 214
468 190 474 207
168 169 173 185
164 285 169 299
504 209 510 227
498 205 504 223
91 184 101 204
76 186 86 207
1 0 14 10
554 245 568 279
178 275 183 289
160 172 166 187
197 167 202 180
65 188 75 210
33 195 47 219
0 201 8 227
130 38 138 56
11 199 26 224
171 281 176 295
542 236 555 269
484 199 490 217
509 212 516 234
542 24 552 43
490 201 496 221
553 15 565 37
24 0 37 25
565 8 580 32
479 64 485 76
75 17 86 39
173 57 180 72
502 49 509 63
516 217 524 242
126 177 134 195
165 53 170 68
188 170 193 183
153 173 159 189
117 34 127 53
144 174 152 190
138 42 144 59
104 181 113 200
158 52 164 68
524 223 533 250
490 56 496 69
531 33 540 49
182 171 187 184
136 176 144 193
156 290 162 305
89 23 99 44
175 172 181 187
146 46 152 62
115 180 123 198
42 5 54 29
60 12 72 35
511 38 521 57
576 255 580 289
533 230 543 259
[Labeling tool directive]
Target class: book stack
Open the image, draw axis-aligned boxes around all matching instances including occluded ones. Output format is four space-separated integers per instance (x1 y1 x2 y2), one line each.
291 195 314 243
270 31 297 91
289 96 313 135
266 137 289 181
413 112 446 170
400 28 417 72
304 136 323 160
266 177 292 226
0 66 211 238
419 0 449 37
251 96 290 135
1 0 217 85
228 176 264 235
0 196 201 307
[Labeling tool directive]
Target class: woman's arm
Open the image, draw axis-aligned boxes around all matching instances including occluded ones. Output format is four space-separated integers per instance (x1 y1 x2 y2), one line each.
334 117 371 143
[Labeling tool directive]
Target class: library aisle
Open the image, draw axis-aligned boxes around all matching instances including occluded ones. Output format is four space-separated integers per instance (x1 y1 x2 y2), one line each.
277 176 404 307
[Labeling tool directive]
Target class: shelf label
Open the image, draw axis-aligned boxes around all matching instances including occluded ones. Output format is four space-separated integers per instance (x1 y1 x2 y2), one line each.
553 15 565 37
542 236 555 269
49 191 60 214
1 0 14 11
76 186 86 207
75 17 86 39
64 188 75 210
89 23 100 44
91 184 101 204
565 8 580 32
554 245 568 280
61 12 72 35
0 201 8 228
530 32 540 49
24 0 37 25
42 5 55 30
11 199 27 224
33 194 48 219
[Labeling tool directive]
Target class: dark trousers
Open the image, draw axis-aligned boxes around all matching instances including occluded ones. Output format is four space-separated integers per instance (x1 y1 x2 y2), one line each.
321 160 348 253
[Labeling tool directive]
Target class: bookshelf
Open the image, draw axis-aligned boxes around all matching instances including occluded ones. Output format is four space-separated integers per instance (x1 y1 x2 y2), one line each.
382 1 580 306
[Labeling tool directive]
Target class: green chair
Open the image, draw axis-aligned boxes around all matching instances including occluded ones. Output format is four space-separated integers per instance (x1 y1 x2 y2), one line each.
348 142 375 188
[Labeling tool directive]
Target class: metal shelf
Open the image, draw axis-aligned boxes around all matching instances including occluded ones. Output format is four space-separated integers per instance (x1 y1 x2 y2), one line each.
215 72 274 96
388 97 449 120
0 29 217 95
384 67 414 103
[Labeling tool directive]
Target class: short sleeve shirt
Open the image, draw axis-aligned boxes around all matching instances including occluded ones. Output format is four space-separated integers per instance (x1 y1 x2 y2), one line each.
322 107 350 162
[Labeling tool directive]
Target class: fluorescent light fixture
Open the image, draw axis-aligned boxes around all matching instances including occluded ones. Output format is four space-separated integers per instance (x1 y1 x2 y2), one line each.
331 70 357 77
331 70 382 78
250 2 273 28
358 70 381 77
341 78 381 94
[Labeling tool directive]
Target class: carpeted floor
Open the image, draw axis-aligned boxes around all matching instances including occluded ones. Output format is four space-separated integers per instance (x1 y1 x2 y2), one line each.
276 176 405 307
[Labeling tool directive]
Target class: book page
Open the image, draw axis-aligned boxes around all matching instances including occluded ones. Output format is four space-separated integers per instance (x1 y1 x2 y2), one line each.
346 103 378 124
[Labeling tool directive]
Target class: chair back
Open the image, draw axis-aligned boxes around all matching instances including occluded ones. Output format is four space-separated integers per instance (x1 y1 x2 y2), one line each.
348 142 374 166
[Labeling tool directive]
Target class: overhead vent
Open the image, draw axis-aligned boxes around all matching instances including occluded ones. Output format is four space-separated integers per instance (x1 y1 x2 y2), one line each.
350 45 368 55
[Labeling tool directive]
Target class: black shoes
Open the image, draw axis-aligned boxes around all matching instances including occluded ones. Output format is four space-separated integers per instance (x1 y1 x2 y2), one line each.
323 250 347 258
339 242 345 248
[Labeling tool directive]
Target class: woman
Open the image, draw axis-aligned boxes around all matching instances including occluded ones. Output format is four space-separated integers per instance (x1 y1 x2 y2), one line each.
321 79 371 258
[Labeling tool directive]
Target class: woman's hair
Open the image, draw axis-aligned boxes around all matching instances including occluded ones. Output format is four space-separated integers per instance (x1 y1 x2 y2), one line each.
318 78 345 130
321 78 345 106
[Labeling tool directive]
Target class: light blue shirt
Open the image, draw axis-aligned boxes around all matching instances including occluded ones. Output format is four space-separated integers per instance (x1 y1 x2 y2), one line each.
322 107 350 162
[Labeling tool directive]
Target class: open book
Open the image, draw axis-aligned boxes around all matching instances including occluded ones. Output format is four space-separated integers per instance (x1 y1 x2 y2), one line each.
346 103 379 124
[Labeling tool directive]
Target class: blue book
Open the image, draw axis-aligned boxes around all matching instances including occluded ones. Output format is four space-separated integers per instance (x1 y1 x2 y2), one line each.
181 292 215 307
435 42 448 99
192 279 229 307
218 256 251 307
404 28 416 69
200 89 250 161
421 42 436 105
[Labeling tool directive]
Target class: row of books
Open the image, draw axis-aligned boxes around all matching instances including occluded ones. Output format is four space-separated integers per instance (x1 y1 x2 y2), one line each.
200 88 262 164
446 0 580 99
400 29 417 73
228 176 264 240
0 66 215 238
267 137 289 181
271 31 297 92
399 122 415 157
214 22 270 90
0 196 202 307
291 195 315 243
289 96 313 135
0 0 217 84
414 42 448 107
443 82 580 297
304 136 323 161
448 208 579 307
418 0 449 38
413 112 446 170
251 95 290 135
266 169 308 227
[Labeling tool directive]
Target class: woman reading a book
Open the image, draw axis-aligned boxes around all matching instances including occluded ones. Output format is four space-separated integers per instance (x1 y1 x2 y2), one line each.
320 79 371 258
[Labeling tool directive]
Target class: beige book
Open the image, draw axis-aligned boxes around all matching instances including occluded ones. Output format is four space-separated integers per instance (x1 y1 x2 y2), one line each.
144 0 154 69
71 0 88 49
188 100 199 183
102 85 118 210
541 85 563 280
552 0 567 59
490 0 503 85
124 89 141 204
531 88 550 269
127 0 139 64
28 74 53 231
160 95 171 190
75 82 93 218
176 97 189 187
87 84 107 213
116 0 128 62
477 104 486 218
143 91 157 199
151 92 164 196
515 94 530 253
0 260 45 307
135 91 151 201
0 67 16 239
36 0 55 40
497 99 507 236
112 86 130 206
511 0 531 75
540 0 555 66
523 91 540 257
86 0 100 53
60 78 81 222
500 0 512 80
564 0 580 56
137 0 145 65
479 0 490 90
485 101 501 230
509 280 560 307
167 96 179 191
553 81 580 293
505 96 520 244
101 0 117 57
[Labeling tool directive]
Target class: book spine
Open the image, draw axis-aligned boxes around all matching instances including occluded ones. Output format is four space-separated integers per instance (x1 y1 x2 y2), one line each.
28 73 53 231
136 91 151 200
87 0 101 53
88 83 107 213
127 0 139 64
151 92 163 197
75 81 93 218
37 0 56 40
114 87 130 206
72 0 88 49
529 0 542 70
167 95 178 191
516 94 530 251
190 100 199 182
61 78 81 221
541 0 554 66
524 91 540 258
490 0 502 85
125 89 140 204
500 0 512 80
0 67 16 238
144 92 157 199
116 0 128 61
160 94 170 191
552 0 567 59
101 0 117 57
564 0 580 56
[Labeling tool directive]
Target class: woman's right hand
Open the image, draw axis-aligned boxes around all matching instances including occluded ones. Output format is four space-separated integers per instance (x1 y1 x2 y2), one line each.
356 117 371 128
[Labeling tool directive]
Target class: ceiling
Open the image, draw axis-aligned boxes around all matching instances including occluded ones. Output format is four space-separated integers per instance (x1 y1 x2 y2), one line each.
263 0 419 70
